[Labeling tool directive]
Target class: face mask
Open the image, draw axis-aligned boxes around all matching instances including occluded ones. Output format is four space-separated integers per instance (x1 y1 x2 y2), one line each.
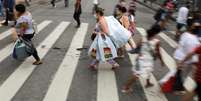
192 28 200 34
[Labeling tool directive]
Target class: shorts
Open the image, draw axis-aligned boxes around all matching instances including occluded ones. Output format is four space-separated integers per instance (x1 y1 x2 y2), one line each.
177 23 185 30
195 82 201 101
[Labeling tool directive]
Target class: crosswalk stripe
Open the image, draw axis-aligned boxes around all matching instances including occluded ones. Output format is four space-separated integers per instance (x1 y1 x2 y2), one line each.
97 63 119 101
43 23 88 101
0 20 52 64
0 21 70 101
135 28 168 101
158 32 177 48
0 29 12 41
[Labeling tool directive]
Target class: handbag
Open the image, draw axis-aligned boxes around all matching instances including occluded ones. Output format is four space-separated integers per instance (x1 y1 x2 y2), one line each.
12 38 30 60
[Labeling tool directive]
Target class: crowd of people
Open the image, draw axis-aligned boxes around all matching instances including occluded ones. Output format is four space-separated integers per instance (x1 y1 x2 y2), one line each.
0 0 201 100
88 0 201 101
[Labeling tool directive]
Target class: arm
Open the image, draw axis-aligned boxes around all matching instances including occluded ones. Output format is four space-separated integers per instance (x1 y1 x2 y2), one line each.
122 16 130 29
99 19 109 36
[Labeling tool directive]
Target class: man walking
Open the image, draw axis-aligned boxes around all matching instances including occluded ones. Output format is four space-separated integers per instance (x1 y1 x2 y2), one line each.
175 4 190 40
64 0 69 7
73 0 81 28
51 0 56 8
2 0 15 26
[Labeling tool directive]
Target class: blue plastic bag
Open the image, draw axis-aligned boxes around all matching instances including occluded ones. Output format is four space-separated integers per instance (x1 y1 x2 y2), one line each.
12 38 32 60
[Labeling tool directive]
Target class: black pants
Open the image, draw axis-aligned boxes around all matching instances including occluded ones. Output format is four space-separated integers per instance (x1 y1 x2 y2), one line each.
22 34 40 61
64 0 68 7
73 12 81 27
51 0 56 7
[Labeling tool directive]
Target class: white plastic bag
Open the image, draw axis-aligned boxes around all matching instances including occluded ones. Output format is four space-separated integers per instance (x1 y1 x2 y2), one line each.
97 33 118 61
105 16 131 48
88 33 117 62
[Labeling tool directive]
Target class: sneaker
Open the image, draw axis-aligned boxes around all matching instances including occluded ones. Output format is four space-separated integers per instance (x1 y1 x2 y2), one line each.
33 61 43 65
2 22 8 26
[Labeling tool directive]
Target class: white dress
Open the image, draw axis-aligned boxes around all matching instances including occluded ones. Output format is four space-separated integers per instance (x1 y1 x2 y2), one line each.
132 39 159 79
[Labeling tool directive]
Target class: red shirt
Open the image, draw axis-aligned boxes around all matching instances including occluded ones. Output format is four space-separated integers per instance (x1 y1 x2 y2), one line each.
194 45 201 83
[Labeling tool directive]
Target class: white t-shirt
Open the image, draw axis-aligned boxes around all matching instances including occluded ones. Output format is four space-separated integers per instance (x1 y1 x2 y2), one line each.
177 7 189 24
93 0 98 4
174 32 200 63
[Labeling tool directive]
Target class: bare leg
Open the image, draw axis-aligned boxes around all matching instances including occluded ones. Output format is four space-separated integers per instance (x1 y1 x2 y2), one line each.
122 75 138 93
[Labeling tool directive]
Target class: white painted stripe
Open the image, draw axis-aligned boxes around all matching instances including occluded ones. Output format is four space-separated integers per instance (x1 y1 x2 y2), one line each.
132 29 168 101
0 29 12 41
0 20 52 64
168 31 176 35
97 63 119 101
0 22 70 101
43 23 88 101
158 32 177 48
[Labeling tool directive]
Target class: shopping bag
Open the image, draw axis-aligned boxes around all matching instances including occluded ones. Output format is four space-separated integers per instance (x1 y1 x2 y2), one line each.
160 70 177 93
161 76 175 93
172 70 185 91
12 38 31 60
97 33 118 61
105 16 131 48
88 35 98 59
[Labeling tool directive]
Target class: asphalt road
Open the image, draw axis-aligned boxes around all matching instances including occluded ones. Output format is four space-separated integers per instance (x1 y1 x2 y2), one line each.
0 0 197 101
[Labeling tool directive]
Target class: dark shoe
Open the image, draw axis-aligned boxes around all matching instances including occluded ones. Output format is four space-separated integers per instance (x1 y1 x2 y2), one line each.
2 22 8 26
33 61 43 65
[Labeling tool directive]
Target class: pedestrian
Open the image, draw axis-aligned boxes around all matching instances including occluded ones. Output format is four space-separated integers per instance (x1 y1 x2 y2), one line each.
115 6 136 57
175 4 190 40
73 0 82 28
64 0 69 7
122 24 164 93
12 4 42 65
92 0 99 15
178 44 201 101
89 7 119 70
51 0 56 8
173 22 201 95
2 0 15 26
